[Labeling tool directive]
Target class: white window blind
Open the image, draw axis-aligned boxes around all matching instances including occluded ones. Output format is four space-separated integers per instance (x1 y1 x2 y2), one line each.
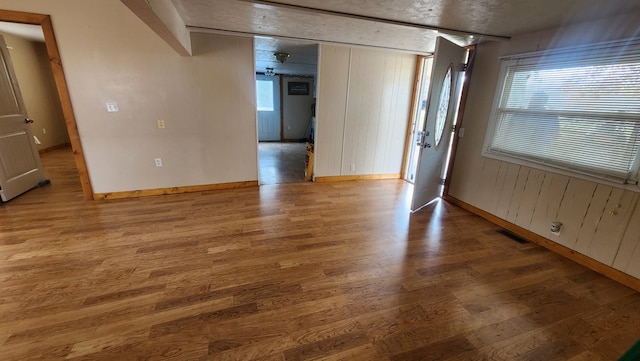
484 38 640 185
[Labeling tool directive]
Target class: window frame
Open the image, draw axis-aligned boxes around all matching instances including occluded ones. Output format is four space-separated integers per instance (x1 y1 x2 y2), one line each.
481 38 640 191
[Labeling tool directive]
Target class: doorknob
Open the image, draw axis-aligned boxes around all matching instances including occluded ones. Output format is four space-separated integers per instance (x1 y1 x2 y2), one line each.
25 118 34 124
417 130 431 148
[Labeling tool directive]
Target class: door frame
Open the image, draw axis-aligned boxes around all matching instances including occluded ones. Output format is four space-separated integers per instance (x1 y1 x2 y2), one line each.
0 9 93 200
401 45 477 199
442 45 476 198
401 54 432 182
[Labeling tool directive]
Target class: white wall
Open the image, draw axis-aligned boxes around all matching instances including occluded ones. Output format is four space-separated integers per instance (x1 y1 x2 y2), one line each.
449 11 640 279
0 1 257 193
315 45 416 177
2 32 69 151
282 76 314 140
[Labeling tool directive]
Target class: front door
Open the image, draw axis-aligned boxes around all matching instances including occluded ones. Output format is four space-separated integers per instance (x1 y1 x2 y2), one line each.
411 37 466 211
256 74 281 141
0 35 46 202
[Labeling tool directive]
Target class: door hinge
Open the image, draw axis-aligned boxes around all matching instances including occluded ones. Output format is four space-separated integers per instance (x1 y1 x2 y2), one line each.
439 178 446 185
459 63 468 72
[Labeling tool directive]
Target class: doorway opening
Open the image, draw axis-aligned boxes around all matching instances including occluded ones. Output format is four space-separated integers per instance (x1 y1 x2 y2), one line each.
406 38 468 212
0 11 92 201
255 37 318 185
404 55 434 184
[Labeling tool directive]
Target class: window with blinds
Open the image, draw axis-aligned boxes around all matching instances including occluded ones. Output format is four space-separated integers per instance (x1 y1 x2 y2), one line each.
483 39 640 185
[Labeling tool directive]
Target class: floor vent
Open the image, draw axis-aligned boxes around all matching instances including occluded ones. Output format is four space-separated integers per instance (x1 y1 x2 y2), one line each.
497 229 529 244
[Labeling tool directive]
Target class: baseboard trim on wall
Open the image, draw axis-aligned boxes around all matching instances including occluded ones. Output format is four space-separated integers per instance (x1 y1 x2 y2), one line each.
94 181 259 200
38 143 71 154
443 194 640 293
314 174 401 183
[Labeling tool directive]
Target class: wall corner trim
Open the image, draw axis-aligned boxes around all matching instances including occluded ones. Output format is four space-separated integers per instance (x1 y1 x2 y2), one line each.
94 181 258 200
443 194 640 293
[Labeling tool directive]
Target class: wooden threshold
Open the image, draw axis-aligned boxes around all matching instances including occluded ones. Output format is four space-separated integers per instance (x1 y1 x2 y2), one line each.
94 181 258 200
444 194 640 293
314 174 400 183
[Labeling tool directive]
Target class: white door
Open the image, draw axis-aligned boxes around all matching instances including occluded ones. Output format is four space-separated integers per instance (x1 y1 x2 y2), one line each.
411 37 466 211
256 74 281 141
0 35 46 202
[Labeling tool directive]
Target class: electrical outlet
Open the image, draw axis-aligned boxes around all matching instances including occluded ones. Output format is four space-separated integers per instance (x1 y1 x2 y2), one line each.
550 221 562 236
154 158 163 167
350 163 356 171
157 119 165 129
106 102 119 112
42 128 46 134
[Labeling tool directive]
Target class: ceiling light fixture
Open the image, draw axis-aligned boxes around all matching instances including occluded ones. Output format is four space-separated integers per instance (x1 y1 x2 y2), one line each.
265 67 275 76
274 51 290 64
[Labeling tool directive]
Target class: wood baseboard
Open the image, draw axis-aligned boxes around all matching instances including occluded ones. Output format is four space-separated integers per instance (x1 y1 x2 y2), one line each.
443 195 640 293
314 174 401 183
38 143 71 154
94 181 259 200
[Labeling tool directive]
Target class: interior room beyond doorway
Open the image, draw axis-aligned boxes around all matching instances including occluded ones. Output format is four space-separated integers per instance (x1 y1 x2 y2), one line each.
258 142 306 184
255 37 318 185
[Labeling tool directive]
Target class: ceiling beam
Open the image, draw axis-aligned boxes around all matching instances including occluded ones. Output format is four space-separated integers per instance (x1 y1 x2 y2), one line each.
236 0 510 43
121 0 192 56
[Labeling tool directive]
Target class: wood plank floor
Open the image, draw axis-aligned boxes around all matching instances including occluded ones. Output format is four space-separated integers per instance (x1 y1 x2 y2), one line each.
1 149 639 360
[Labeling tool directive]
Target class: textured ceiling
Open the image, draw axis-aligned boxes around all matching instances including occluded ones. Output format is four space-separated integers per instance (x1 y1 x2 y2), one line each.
254 37 318 76
169 0 640 76
259 0 640 37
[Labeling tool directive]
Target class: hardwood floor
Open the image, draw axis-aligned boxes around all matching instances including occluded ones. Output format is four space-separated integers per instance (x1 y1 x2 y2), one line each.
259 142 307 184
1 149 639 360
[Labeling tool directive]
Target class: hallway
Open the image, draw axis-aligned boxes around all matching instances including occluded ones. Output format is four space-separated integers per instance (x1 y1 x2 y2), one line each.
258 142 307 184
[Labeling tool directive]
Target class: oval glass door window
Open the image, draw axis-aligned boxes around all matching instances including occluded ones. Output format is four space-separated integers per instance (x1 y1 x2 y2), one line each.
434 66 453 148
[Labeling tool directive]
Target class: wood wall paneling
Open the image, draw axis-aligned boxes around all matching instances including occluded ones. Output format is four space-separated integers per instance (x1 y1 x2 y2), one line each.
587 190 639 265
625 232 640 278
613 203 640 273
315 45 350 177
505 167 530 224
475 158 500 212
528 173 569 237
513 168 545 228
495 163 520 219
316 45 414 178
552 178 597 249
574 184 613 255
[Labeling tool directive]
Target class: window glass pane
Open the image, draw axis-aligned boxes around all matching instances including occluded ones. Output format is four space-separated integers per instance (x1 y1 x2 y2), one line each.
435 66 452 148
256 80 274 111
485 40 640 184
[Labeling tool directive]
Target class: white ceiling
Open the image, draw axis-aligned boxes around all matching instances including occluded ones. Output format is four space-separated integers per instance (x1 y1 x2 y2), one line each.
171 0 640 76
5 2 637 77
254 37 318 76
